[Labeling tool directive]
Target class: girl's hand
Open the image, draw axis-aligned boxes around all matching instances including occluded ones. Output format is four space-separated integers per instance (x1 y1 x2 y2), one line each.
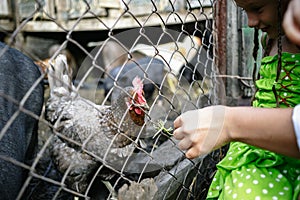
173 105 231 159
283 0 300 46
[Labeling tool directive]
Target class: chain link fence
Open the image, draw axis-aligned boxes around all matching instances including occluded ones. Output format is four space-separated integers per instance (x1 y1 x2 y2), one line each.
0 0 248 199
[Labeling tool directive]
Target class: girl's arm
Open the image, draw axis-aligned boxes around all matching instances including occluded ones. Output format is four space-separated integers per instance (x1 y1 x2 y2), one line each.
228 106 299 158
173 106 300 159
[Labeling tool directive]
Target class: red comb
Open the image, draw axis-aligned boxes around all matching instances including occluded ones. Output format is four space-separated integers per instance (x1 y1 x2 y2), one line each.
132 76 143 92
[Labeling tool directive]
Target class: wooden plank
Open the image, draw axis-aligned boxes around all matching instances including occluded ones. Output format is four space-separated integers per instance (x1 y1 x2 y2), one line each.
104 0 154 17
18 0 56 19
21 7 212 32
189 0 213 8
100 0 188 11
102 0 187 17
0 19 14 31
0 0 11 17
99 0 121 9
18 0 37 19
55 0 107 20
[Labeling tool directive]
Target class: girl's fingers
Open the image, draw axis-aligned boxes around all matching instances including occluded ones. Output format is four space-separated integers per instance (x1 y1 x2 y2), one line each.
177 138 192 151
173 127 185 140
174 115 182 129
185 147 201 159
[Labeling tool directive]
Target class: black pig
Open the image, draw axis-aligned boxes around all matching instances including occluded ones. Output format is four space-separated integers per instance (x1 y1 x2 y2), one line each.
0 42 44 200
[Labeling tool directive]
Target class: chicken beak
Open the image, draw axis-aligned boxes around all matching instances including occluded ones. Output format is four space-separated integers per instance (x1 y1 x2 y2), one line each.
140 94 149 111
130 99 149 112
141 102 150 111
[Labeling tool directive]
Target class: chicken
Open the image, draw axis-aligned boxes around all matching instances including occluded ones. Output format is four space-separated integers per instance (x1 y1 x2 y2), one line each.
46 54 149 194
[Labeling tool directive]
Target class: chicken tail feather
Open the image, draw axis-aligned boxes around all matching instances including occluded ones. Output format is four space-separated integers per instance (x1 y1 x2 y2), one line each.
48 54 74 95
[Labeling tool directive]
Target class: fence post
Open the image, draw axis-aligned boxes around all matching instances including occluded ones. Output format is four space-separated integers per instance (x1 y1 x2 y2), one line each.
225 0 241 105
214 0 227 105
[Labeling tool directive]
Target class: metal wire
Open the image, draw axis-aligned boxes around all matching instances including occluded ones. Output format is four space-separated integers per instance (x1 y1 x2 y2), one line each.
0 0 229 199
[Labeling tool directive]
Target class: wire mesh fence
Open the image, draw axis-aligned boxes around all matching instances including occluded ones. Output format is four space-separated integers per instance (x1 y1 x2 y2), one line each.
0 0 234 199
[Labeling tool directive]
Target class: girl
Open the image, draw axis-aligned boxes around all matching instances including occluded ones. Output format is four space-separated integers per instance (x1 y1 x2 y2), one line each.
173 0 300 199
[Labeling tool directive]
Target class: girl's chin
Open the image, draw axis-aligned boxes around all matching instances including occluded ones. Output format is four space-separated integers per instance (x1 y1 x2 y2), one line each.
261 28 278 39
264 32 277 39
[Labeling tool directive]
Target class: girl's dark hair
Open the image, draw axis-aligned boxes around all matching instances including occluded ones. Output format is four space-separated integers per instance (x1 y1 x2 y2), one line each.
250 28 259 105
252 0 282 107
272 0 283 107
252 28 259 83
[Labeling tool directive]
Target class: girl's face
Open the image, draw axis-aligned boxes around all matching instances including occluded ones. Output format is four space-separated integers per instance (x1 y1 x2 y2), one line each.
235 0 289 39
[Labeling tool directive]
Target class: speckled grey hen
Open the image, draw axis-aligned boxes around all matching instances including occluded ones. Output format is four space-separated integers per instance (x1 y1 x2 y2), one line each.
46 54 149 194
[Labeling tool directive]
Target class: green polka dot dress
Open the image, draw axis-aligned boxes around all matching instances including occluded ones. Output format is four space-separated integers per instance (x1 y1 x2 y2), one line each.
207 53 300 200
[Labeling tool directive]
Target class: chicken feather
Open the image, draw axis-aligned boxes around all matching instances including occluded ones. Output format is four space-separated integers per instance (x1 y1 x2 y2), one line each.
46 54 148 193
